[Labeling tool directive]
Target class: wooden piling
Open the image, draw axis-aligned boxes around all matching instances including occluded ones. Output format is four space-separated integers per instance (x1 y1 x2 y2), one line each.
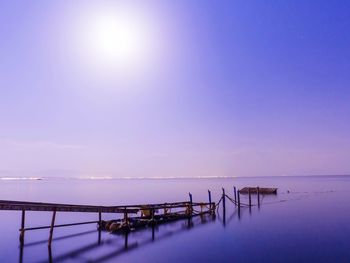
208 190 212 214
189 192 193 216
48 210 56 247
248 188 252 208
234 186 237 203
19 209 25 244
237 192 241 218
98 211 102 227
257 186 260 207
222 188 226 214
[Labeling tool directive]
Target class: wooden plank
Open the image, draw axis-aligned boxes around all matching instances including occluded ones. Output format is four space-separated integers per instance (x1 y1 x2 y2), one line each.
239 187 277 195
0 203 138 214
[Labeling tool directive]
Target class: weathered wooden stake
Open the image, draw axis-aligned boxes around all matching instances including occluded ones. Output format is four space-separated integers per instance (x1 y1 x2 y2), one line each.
257 186 260 208
98 211 102 226
234 186 237 203
48 210 56 247
19 209 25 244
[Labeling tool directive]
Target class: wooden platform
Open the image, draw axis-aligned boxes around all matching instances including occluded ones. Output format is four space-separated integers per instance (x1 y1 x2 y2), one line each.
239 187 277 195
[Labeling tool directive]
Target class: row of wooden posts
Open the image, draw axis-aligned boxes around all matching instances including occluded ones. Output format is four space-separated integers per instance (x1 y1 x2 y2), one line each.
191 186 262 217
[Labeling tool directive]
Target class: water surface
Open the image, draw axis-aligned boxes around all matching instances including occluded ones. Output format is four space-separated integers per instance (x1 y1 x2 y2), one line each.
1 176 350 262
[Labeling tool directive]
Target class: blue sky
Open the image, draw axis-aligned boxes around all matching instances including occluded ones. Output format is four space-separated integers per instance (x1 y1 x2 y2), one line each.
0 0 349 177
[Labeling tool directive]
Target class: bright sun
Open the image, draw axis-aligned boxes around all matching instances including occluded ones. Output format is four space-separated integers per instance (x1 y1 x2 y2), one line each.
81 8 154 71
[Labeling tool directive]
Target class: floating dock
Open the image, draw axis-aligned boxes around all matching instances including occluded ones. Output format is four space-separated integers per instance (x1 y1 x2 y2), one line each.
239 187 277 195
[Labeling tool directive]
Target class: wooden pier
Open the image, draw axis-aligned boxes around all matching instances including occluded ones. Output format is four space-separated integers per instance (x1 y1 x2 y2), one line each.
0 185 277 247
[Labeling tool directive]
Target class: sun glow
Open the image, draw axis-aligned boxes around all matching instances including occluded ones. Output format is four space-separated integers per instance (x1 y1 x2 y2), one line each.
79 7 156 72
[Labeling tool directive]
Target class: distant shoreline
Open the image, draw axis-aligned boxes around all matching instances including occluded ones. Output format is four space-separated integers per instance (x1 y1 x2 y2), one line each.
1 174 350 181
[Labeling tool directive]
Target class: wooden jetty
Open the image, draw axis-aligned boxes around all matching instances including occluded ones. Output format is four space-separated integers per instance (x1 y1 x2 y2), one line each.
0 198 214 246
239 187 277 195
0 185 278 247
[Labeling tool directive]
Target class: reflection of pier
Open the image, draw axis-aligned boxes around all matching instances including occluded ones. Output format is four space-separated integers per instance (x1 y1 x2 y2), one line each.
23 213 215 263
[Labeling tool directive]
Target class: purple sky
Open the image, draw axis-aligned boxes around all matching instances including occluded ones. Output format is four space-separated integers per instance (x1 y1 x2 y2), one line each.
1 0 350 178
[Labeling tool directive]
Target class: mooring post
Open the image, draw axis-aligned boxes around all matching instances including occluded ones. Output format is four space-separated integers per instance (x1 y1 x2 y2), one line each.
48 210 56 247
257 186 260 208
19 209 25 244
234 186 237 203
208 190 212 213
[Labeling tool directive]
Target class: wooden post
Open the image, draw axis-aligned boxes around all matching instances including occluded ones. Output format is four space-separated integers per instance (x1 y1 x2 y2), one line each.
208 190 212 214
98 211 102 227
222 188 226 213
234 186 237 203
237 189 241 217
189 192 193 216
19 209 25 244
48 210 56 247
124 208 129 228
248 188 252 207
257 186 260 208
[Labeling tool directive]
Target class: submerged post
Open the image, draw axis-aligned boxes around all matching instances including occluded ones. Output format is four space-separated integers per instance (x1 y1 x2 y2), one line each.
48 210 56 247
234 186 237 203
98 211 102 227
257 186 260 208
19 209 25 244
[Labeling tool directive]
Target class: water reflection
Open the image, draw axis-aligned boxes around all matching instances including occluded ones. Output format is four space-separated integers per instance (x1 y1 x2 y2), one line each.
21 213 216 263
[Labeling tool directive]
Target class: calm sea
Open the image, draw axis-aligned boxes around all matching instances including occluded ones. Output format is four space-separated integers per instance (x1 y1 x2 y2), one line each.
1 176 350 262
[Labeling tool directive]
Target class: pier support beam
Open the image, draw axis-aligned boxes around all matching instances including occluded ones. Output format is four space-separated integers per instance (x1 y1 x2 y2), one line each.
19 209 25 244
257 186 260 208
48 210 56 247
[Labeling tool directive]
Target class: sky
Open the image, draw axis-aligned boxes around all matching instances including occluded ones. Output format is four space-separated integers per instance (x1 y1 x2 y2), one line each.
0 0 350 178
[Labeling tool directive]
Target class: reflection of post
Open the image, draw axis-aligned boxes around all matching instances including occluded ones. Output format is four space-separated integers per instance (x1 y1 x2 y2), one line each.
124 232 128 249
19 242 24 263
48 245 53 263
98 229 101 245
152 225 155 241
257 186 260 208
